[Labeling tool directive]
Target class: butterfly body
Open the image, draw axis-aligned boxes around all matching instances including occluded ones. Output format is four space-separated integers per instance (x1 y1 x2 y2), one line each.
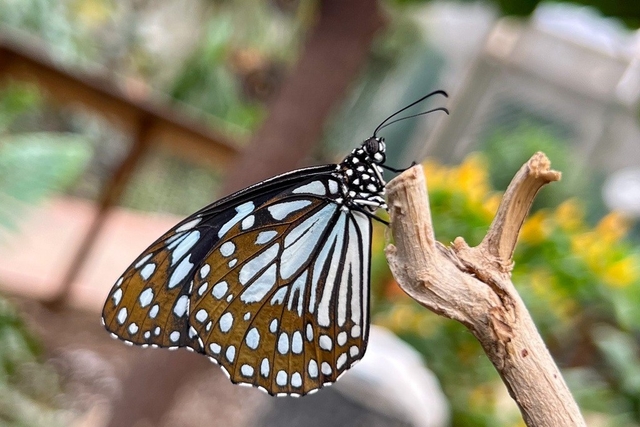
102 137 388 396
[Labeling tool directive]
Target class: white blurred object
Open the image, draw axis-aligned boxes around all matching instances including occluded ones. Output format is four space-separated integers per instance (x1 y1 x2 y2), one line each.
603 168 640 218
533 3 636 57
334 325 449 427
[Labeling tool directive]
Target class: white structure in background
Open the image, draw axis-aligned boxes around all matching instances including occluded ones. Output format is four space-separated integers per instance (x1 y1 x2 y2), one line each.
334 325 449 427
414 2 640 218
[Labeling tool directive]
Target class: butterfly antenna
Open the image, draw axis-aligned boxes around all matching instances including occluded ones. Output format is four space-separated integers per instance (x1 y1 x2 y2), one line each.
373 90 449 137
375 107 449 133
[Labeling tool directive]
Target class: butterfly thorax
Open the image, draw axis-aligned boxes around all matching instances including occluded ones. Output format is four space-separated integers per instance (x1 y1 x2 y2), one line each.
334 137 387 212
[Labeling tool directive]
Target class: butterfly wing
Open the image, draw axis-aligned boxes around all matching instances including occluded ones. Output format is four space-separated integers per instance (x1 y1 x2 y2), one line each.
189 177 371 396
101 165 337 350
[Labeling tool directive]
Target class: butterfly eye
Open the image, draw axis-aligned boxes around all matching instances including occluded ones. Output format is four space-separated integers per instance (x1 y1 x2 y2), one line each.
364 137 380 155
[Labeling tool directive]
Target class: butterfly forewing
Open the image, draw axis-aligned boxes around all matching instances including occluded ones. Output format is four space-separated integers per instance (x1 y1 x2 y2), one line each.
188 177 371 395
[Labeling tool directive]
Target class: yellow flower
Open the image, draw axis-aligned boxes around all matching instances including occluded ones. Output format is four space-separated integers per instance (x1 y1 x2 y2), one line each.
596 212 629 244
457 155 490 202
602 257 639 288
422 159 448 190
571 232 607 270
553 200 585 232
521 210 550 244
482 194 501 220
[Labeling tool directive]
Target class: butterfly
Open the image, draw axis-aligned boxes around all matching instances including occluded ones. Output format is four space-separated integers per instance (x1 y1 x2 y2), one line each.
102 90 448 396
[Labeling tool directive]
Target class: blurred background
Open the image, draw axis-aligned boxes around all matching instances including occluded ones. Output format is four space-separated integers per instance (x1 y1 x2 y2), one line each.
0 0 639 426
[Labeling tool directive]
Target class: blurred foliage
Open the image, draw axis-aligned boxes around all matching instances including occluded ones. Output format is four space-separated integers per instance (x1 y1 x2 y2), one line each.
0 83 93 236
0 83 92 424
372 153 640 426
482 121 608 219
0 299 67 426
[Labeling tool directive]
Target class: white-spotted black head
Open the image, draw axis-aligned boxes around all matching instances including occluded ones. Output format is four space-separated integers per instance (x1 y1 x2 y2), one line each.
362 136 386 165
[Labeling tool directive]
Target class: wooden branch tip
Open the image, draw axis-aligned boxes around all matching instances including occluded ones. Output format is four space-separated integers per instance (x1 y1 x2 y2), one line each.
528 151 562 182
480 152 561 262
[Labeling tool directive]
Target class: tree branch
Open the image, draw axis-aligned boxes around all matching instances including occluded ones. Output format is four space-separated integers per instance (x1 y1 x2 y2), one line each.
384 153 586 427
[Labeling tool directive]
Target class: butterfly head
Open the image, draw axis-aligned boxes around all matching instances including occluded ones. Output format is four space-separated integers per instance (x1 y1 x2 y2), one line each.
363 136 386 165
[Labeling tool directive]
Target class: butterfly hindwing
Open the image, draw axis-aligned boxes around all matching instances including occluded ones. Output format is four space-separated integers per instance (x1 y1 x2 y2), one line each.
189 176 371 395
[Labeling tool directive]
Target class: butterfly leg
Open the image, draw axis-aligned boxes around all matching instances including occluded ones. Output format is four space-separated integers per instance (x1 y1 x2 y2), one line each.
350 205 390 226
380 161 417 174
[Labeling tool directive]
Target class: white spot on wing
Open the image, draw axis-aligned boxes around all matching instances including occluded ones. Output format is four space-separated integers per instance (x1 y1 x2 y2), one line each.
140 263 156 280
337 331 347 346
287 272 307 315
128 323 139 334
149 304 159 319
212 281 228 299
218 202 254 238
197 282 208 296
176 217 201 232
112 288 122 306
276 370 288 386
195 309 208 323
319 335 332 351
292 331 303 354
209 343 221 354
255 230 278 245
117 307 128 325
241 364 254 377
239 244 280 285
240 264 277 303
277 332 289 354
169 256 193 289
350 346 359 357
306 323 313 341
267 200 313 221
261 358 270 377
134 253 152 269
292 181 326 196
199 264 210 279
246 327 260 350
269 319 278 333
291 372 302 388
321 362 332 376
270 287 287 306
220 241 235 257
328 180 339 194
337 353 347 369
171 230 200 266
220 312 234 333
173 295 189 317
170 331 180 342
139 288 154 307
351 325 361 338
308 360 318 378
241 215 255 230
226 345 236 362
